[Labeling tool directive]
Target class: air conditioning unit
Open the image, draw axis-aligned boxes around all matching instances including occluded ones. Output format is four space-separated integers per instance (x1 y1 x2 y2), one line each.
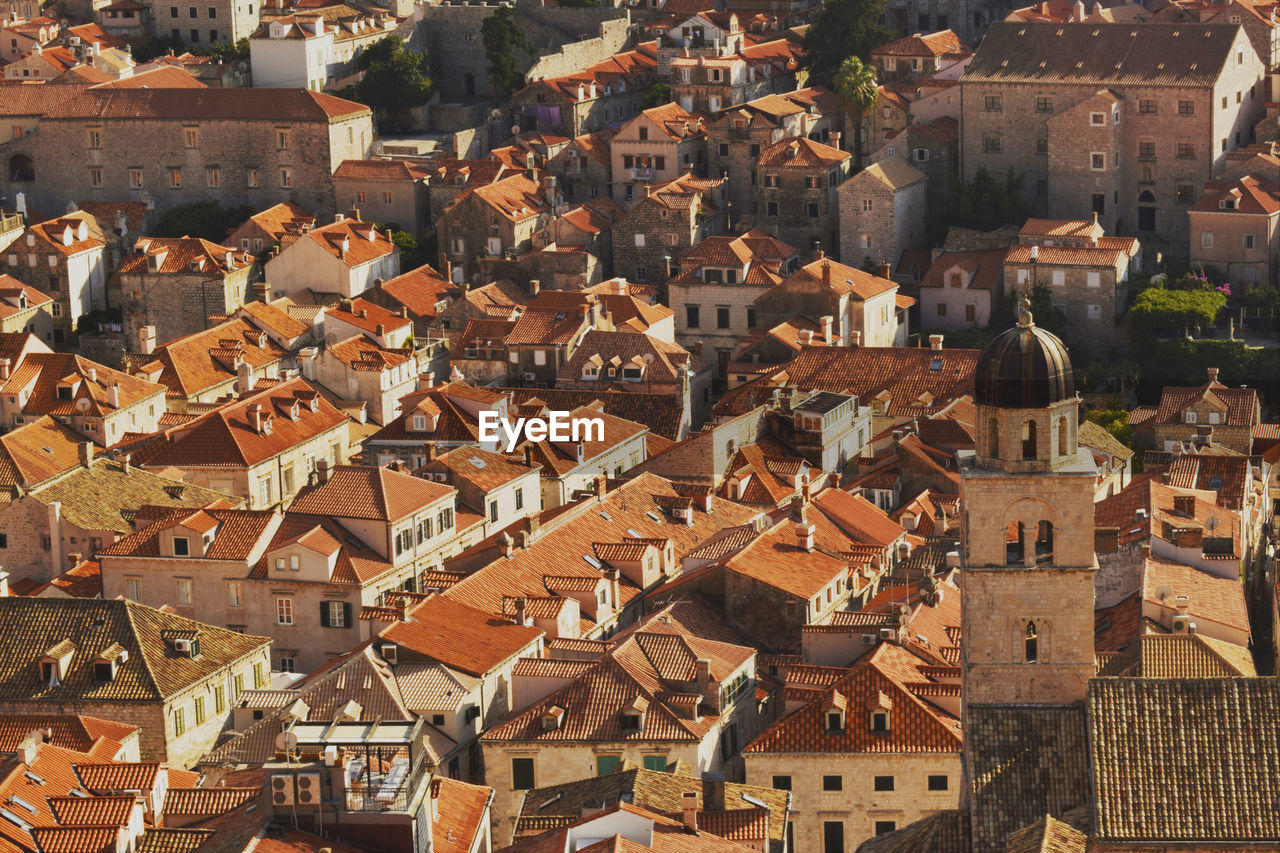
878 627 895 641
861 633 877 646
523 372 537 381
270 774 295 806
1172 615 1195 633
295 772 321 805
173 638 191 654
380 644 398 665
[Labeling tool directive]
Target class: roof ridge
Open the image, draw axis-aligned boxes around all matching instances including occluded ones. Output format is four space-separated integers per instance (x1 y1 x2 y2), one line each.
118 600 163 699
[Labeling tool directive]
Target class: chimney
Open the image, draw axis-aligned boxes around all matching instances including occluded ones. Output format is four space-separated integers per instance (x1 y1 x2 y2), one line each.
529 279 541 297
796 521 815 552
930 334 943 351
878 262 891 280
850 330 861 346
514 596 528 626
105 382 119 409
247 403 264 433
814 247 824 260
316 458 332 483
820 315 833 343
138 325 156 355
799 329 814 346
606 566 620 613
524 444 535 468
236 360 255 395
821 259 831 286
424 441 437 462
347 208 361 222
501 532 514 559
121 453 131 474
1173 494 1196 516
85 366 97 384
79 442 93 468
516 530 530 550
393 596 409 623
1174 594 1190 616
252 282 269 302
1206 367 1219 382
594 474 608 500
0 358 9 380
681 792 698 831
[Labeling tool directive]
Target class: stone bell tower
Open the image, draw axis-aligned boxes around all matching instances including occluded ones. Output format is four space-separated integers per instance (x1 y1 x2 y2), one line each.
959 298 1097 705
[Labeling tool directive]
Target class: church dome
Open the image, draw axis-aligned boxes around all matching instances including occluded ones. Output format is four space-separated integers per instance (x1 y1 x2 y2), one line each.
974 301 1075 408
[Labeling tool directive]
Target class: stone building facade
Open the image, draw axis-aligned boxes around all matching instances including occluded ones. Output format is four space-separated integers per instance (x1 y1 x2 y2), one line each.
0 88 373 219
837 157 926 269
139 0 260 45
960 22 1265 258
611 174 728 286
753 136 851 255
438 175 553 283
7 211 108 346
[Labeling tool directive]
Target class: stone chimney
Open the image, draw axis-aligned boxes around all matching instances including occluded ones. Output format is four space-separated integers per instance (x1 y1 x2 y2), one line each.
246 403 265 433
1206 367 1219 382
424 441 437 462
820 315 833 343
850 330 861 346
681 792 698 831
529 279 541 297
79 442 93 468
796 521 815 552
1173 495 1196 517
393 596 409 623
878 262 891 279
606 566 621 612
1174 594 1190 616
514 596 528 626
500 532 514 559
316 458 332 483
236 360 255 395
594 474 608 500
106 383 120 408
0 358 10 380
930 334 944 351
138 325 157 355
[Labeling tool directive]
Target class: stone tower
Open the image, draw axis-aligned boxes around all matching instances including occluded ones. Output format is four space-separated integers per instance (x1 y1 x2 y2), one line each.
959 299 1097 705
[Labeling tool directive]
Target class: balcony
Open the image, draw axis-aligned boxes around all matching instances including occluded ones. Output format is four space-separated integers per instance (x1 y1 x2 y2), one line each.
629 166 655 181
343 751 427 813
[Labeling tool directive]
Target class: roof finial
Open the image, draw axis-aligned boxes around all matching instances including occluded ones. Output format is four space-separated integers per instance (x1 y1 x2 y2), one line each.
1017 292 1034 328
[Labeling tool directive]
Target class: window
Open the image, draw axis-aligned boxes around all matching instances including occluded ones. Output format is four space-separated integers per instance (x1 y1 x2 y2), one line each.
936 302 947 317
173 536 190 556
1092 193 1105 215
276 597 294 625
1087 303 1101 319
253 662 265 688
233 673 244 698
806 201 819 219
190 29 199 41
169 168 182 188
1176 142 1195 159
515 488 524 510
277 130 290 149
184 128 199 148
1090 152 1105 171
1051 270 1065 286
279 656 295 673
873 776 894 791
512 758 535 790
983 95 1001 111
771 775 792 790
173 708 185 736
764 174 779 188
189 6 197 16
687 303 701 331
89 168 102 188
1222 96 1228 110
1138 141 1155 158
280 169 292 188
1178 100 1194 115
214 685 226 714
1202 231 1215 249
227 581 242 607
1176 185 1195 205
170 5 177 14
176 579 192 605
928 775 949 791
718 143 729 157
194 696 206 725
246 168 259 188
983 135 1001 154
489 501 499 522
596 755 621 776
206 167 219 188
1139 99 1156 114
1244 234 1256 250
323 600 349 628
642 755 668 771
1024 621 1039 662
1090 112 1105 126
125 578 141 600
860 232 872 249
716 306 730 329
965 304 976 323
1035 96 1052 112
822 775 842 791
875 822 896 835
208 5 215 15
1087 272 1100 288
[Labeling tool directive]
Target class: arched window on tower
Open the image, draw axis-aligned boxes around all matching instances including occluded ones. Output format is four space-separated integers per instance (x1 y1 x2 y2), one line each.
1006 521 1025 564
1022 420 1037 460
989 418 999 457
1024 621 1039 662
1057 417 1068 456
1035 521 1054 565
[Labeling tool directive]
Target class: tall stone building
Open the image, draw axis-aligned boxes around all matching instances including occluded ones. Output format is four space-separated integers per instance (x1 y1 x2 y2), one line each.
960 22 1265 257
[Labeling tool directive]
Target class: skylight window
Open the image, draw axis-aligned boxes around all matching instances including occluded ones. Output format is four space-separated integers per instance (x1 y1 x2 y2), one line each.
646 511 664 523
600 511 613 521
583 554 602 569
626 528 642 538
930 357 943 371
7 796 36 816
1 809 31 831
469 456 487 468
21 772 43 786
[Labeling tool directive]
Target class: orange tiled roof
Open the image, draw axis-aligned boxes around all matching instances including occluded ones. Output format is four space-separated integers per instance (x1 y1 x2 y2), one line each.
382 594 543 677
326 334 411 371
2 352 163 420
377 264 455 320
24 211 105 257
872 29 970 57
756 135 849 168
118 236 252 276
288 463 453 523
127 317 288 398
0 416 91 489
723 520 847 598
301 219 395 267
243 201 316 243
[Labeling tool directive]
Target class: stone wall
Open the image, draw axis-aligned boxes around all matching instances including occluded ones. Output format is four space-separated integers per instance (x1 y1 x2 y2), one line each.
119 266 255 350
523 15 632 83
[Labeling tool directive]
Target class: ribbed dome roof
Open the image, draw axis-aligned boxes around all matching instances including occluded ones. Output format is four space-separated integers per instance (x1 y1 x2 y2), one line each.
974 304 1074 408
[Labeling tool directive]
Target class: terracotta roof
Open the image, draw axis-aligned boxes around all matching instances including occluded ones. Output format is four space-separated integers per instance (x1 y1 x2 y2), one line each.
0 598 268 702
299 219 395 267
1163 452 1252 508
1192 175 1280 214
1004 815 1087 853
716 346 978 419
241 201 316 244
559 330 699 387
1076 420 1133 461
123 318 287 399
118 237 251 276
288 463 452 522
640 173 725 212
133 378 345 469
1089 679 1280 842
325 334 411 372
507 802 758 853
431 777 492 853
856 156 926 191
462 174 550 222
0 713 135 754
376 264 454 320
855 810 969 853
163 787 259 818
780 256 896 300
723 520 847 599
0 416 93 489
31 87 367 120
0 276 53 319
1006 242 1135 268
811 488 906 548
920 249 1008 292
965 22 1242 87
3 352 163 421
382 594 542 676
333 158 418 180
967 705 1090 853
419 445 538 492
872 29 971 57
1129 632 1257 677
498 387 685 440
238 299 310 340
756 135 849 168
1141 554 1249 635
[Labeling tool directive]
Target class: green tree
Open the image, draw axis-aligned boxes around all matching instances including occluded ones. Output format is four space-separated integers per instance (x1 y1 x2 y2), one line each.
833 55 878 164
482 6 531 101
799 0 894 88
642 83 671 110
352 37 434 133
1127 287 1227 342
192 37 250 62
385 227 427 270
153 200 254 242
928 167 1032 242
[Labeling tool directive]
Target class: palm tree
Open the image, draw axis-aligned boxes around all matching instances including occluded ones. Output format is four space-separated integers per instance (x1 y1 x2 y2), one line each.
833 55 879 168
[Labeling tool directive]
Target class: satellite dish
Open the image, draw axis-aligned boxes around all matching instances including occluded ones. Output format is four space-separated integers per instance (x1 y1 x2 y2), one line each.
511 124 521 137
75 397 92 412
325 332 338 347
1206 516 1219 532
1155 584 1172 601
275 731 299 753
490 108 502 120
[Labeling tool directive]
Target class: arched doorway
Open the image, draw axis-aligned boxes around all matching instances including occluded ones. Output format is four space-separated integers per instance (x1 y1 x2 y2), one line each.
1137 190 1156 232
7 154 34 183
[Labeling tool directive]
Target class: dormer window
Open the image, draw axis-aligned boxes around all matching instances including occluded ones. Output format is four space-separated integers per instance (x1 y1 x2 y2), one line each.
1185 411 1197 424
541 705 565 730
1220 199 1236 210
412 415 426 431
870 710 889 732
57 386 73 401
622 697 649 733
173 536 190 557
583 365 599 378
826 708 845 732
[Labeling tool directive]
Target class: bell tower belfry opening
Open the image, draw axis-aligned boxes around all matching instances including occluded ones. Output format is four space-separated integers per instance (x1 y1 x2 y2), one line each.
960 296 1098 705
